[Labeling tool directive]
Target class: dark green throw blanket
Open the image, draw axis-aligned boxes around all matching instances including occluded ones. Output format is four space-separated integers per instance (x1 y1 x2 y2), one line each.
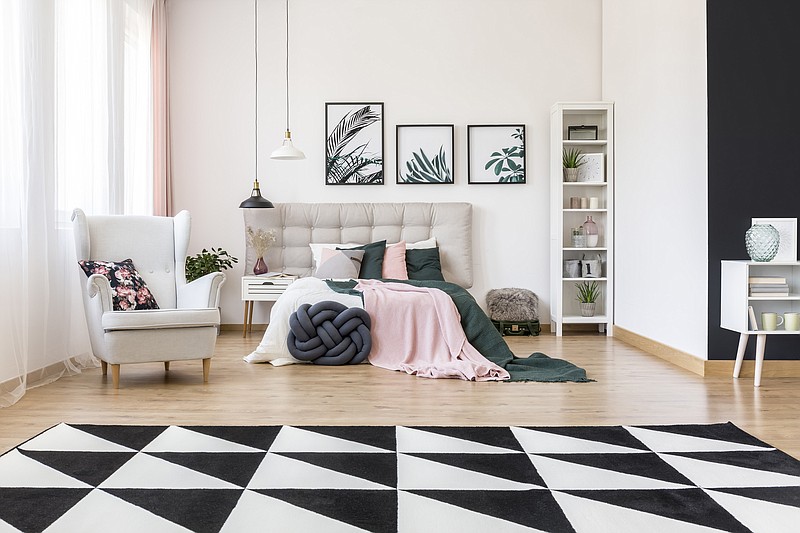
326 279 593 383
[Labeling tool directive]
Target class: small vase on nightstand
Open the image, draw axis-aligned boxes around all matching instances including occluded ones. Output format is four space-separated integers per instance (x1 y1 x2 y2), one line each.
254 257 269 275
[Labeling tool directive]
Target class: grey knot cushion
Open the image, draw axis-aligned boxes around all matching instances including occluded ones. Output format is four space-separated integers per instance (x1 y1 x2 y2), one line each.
486 287 539 322
287 301 372 365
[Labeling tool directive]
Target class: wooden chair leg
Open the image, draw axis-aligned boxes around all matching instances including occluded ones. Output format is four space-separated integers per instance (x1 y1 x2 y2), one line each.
100 360 108 375
164 361 170 372
202 358 211 383
111 364 120 389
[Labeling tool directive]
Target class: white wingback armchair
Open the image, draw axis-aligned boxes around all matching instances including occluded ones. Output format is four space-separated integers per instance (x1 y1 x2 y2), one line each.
72 209 225 388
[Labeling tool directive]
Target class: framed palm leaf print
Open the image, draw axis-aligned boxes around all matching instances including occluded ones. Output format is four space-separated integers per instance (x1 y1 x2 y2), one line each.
396 125 454 185
325 102 384 185
467 124 526 184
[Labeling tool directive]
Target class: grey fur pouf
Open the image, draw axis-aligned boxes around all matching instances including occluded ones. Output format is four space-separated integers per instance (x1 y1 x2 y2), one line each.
486 288 539 322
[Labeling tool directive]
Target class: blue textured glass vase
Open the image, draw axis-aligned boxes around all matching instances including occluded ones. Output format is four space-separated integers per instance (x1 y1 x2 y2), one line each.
745 224 780 262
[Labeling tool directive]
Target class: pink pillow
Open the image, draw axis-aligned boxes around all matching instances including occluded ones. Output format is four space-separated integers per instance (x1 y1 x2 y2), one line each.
382 241 408 279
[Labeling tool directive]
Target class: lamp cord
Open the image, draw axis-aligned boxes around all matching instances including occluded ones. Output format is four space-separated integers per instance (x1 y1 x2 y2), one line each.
285 0 290 133
254 0 259 181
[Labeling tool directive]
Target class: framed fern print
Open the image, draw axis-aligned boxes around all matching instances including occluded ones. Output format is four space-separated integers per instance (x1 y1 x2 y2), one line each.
467 124 526 184
396 125 454 185
325 102 384 185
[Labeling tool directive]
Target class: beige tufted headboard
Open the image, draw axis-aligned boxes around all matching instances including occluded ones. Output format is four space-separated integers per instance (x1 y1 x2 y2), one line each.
243 203 473 288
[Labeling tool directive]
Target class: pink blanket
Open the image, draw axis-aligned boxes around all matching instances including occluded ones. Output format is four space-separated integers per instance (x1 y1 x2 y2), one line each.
356 280 510 381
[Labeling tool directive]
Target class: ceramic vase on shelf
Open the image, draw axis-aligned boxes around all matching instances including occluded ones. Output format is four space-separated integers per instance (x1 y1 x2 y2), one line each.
745 224 780 262
564 168 579 182
582 216 599 247
571 227 587 248
254 257 269 275
580 302 596 317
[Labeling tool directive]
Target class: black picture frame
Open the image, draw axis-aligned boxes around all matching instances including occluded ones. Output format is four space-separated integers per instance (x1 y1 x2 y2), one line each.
325 102 384 185
467 124 526 184
396 124 455 185
567 125 598 140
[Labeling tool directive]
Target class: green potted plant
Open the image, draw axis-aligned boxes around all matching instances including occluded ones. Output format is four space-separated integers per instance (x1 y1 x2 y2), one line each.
562 147 586 182
575 280 600 317
185 247 239 282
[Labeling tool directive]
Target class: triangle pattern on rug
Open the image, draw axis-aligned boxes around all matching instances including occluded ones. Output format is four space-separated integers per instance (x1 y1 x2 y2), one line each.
635 422 772 448
409 426 524 452
297 425 396 452
398 453 541 490
535 451 694 486
0 488 91 532
625 426 774 453
521 425 651 451
670 449 800 477
407 489 574 532
148 452 267 488
221 489 371 533
396 426 518 454
712 485 800 508
99 452 240 489
552 490 738 533
17 449 136 487
48 488 193 533
276 452 397 488
0 449 92 488
248 453 393 490
19 423 136 452
183 425 282 451
398 490 553 533
142 426 263 453
528 454 692 490
705 488 800 532
71 424 168 451
103 488 243 533
408 452 546 486
269 426 391 453
658 452 800 488
256 489 397 533
511 426 649 454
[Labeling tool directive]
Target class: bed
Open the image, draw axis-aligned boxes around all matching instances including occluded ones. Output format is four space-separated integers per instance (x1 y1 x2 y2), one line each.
242 202 591 383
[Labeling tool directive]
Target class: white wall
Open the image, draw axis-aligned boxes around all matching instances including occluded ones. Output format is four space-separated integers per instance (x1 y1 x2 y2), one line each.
168 0 603 325
602 0 708 358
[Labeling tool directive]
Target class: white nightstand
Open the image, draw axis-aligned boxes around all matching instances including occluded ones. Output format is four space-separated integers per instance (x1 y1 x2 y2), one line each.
241 274 296 337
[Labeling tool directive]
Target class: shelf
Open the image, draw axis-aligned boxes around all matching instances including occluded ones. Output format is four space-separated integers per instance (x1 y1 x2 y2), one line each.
563 182 607 186
562 140 607 146
748 295 800 300
563 247 607 251
564 209 607 213
743 330 800 335
562 315 609 324
563 277 607 282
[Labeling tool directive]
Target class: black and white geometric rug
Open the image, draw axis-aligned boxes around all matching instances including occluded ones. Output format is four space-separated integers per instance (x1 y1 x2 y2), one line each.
1 423 799 532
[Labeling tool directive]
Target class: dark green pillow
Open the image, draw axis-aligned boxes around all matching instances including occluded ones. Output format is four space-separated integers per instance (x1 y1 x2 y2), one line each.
338 240 386 279
406 247 445 281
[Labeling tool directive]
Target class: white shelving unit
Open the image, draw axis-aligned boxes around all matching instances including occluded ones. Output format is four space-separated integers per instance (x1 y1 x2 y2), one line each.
720 260 800 386
550 102 614 336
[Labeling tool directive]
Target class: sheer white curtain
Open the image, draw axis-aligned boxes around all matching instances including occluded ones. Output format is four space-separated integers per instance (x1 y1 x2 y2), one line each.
0 0 154 407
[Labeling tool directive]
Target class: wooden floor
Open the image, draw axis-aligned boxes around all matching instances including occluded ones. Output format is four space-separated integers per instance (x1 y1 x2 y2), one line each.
2 331 799 458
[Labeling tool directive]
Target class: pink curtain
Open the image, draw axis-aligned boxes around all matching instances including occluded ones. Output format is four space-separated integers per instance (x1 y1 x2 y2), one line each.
151 0 172 216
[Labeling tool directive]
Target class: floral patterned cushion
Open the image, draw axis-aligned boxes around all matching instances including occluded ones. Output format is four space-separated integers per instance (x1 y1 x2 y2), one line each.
78 259 160 311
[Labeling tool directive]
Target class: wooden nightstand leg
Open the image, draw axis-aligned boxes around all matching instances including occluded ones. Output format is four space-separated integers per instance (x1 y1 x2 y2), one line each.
242 301 250 338
754 334 767 387
733 333 749 378
248 301 255 334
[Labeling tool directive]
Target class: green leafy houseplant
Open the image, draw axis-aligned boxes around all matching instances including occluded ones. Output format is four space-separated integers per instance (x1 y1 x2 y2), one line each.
185 248 239 283
575 280 600 303
562 147 586 168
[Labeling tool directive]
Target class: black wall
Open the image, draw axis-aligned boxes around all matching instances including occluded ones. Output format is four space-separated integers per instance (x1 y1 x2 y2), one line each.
707 0 800 359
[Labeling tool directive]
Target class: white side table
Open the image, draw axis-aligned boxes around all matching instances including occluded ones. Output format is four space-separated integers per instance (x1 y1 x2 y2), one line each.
241 274 296 337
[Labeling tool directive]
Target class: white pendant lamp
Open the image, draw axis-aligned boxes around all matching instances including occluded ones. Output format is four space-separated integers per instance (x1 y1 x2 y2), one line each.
270 0 305 160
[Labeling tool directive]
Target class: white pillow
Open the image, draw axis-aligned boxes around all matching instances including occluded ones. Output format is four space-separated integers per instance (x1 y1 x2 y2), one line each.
405 237 437 250
309 242 359 271
313 248 365 279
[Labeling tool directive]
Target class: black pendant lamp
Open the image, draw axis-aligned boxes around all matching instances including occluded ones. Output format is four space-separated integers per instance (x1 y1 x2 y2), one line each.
240 0 274 208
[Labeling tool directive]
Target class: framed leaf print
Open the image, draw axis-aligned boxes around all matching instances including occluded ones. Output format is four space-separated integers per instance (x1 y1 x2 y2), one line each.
325 102 384 185
467 124 526 184
396 125 454 184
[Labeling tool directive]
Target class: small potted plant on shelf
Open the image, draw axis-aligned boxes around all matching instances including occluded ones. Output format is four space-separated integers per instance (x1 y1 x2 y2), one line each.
185 248 239 282
562 147 586 182
575 280 600 317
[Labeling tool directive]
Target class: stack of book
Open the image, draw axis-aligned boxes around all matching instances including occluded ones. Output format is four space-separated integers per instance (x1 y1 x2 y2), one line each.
749 276 790 297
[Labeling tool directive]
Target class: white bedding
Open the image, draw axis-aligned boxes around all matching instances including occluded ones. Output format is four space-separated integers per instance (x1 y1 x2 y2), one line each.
243 277 362 366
